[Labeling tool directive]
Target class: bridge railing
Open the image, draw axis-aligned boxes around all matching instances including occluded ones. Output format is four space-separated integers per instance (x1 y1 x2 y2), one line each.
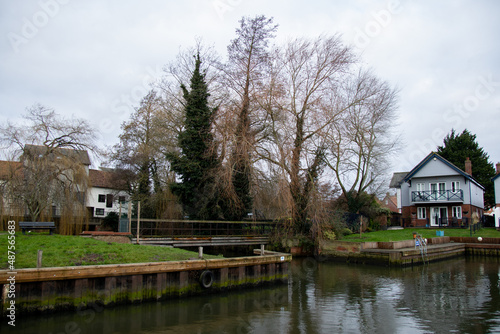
129 219 282 238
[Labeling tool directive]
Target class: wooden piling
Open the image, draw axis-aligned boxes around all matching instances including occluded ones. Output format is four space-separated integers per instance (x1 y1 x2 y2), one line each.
0 252 291 315
37 250 43 268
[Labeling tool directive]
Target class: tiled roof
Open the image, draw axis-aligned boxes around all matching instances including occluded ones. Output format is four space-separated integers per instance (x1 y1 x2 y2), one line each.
89 169 127 190
403 152 484 190
389 172 408 188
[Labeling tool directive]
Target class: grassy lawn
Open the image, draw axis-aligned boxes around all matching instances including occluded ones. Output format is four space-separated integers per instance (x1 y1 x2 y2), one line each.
342 227 500 243
0 233 223 269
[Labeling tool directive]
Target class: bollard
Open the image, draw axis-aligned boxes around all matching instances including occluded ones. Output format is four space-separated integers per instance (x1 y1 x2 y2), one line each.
37 250 43 268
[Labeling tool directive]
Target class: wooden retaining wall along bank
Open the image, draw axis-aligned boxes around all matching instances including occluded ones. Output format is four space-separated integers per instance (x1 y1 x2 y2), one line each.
0 252 291 315
319 237 500 266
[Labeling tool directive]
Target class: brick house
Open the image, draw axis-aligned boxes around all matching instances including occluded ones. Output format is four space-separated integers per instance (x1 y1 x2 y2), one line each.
391 152 484 227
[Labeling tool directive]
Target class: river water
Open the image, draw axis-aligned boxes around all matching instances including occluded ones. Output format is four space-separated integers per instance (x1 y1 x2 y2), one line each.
5 257 500 334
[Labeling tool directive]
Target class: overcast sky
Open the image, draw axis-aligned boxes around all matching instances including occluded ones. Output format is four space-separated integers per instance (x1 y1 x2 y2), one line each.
1 0 499 178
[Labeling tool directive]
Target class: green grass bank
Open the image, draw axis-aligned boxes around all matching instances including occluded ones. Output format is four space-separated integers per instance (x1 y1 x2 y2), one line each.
342 227 500 243
0 233 223 269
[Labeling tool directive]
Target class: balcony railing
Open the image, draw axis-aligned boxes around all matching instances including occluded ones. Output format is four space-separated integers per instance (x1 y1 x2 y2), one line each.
411 190 463 202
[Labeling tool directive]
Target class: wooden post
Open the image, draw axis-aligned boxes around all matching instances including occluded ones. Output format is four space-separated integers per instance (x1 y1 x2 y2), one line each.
359 214 363 238
198 246 203 259
136 201 141 245
37 250 43 268
260 244 265 256
128 201 132 233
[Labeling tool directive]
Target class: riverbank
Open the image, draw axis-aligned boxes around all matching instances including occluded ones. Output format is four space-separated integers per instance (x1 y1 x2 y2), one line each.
0 250 291 315
318 235 500 266
341 227 500 243
0 233 223 269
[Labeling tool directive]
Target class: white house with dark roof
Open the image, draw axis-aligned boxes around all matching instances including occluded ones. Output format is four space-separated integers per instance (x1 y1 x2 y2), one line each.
0 145 130 221
87 168 129 219
391 152 484 227
22 145 130 219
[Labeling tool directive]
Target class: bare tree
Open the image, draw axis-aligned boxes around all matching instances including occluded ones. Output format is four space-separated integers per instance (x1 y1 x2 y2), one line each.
111 90 180 218
2 103 98 154
323 69 400 209
162 39 224 100
257 35 356 232
0 104 98 233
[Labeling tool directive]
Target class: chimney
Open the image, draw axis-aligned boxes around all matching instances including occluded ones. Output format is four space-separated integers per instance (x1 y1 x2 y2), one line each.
496 162 500 175
465 157 472 175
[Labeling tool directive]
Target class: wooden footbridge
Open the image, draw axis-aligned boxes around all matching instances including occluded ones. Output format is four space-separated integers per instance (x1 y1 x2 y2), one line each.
123 219 281 248
133 236 271 247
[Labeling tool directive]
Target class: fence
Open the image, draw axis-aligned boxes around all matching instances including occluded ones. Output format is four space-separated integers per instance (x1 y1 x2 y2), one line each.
128 219 281 238
396 217 473 228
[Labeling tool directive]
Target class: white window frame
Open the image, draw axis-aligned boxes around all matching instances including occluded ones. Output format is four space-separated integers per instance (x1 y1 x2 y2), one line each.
439 182 446 192
417 207 427 219
430 182 446 190
452 206 462 219
451 181 460 193
416 183 425 192
430 182 446 200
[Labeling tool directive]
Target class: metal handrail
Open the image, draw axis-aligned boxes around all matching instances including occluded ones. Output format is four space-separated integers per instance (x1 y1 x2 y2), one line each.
411 190 463 202
129 219 281 238
414 233 428 264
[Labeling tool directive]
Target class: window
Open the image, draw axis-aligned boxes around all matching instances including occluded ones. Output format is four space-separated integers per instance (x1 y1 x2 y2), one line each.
416 183 425 192
95 208 105 216
430 182 446 192
106 194 114 208
451 181 460 193
430 182 446 200
452 206 462 219
98 194 106 203
417 207 427 219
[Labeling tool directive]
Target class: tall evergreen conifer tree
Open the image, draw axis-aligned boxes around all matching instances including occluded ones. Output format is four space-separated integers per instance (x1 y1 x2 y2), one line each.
437 129 495 208
167 55 221 219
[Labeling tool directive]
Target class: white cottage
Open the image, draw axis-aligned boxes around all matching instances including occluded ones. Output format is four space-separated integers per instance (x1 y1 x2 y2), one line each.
87 168 129 219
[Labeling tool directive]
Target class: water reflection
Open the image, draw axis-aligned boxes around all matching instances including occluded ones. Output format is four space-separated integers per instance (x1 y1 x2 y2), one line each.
293 257 500 334
3 257 500 334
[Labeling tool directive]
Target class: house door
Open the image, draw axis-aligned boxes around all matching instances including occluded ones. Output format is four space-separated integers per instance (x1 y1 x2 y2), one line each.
439 207 448 225
431 207 448 226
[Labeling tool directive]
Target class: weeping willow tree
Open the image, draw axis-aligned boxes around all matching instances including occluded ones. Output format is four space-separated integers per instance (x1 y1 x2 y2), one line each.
0 104 98 234
0 161 25 231
55 153 91 235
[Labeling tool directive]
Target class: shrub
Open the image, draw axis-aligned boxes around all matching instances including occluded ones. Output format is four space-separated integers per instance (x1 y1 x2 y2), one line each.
101 212 119 231
323 230 336 241
341 228 353 236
